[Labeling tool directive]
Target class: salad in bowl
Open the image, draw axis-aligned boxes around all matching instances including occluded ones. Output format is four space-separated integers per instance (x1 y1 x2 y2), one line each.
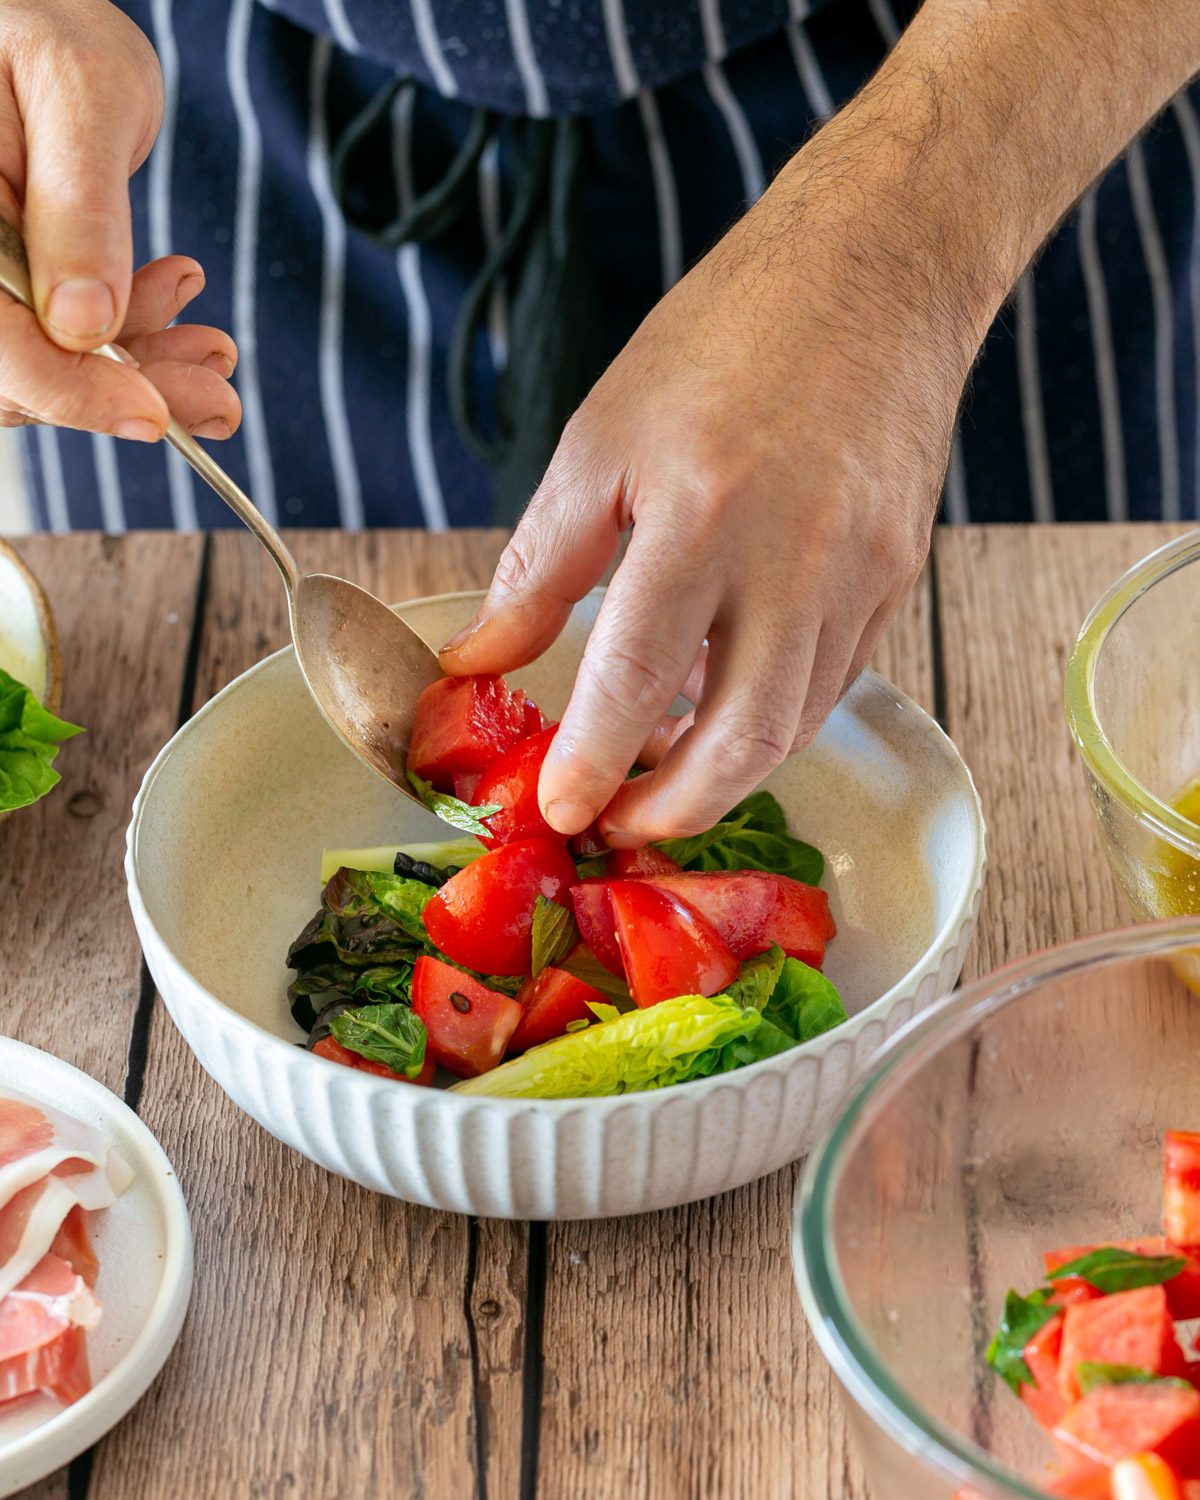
288 671 847 1099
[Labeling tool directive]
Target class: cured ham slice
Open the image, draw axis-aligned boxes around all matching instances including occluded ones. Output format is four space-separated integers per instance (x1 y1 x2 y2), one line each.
0 1253 100 1406
0 1092 131 1302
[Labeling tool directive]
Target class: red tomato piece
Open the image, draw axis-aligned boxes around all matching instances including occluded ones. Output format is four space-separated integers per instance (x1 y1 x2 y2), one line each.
570 881 625 976
639 871 836 967
1022 1313 1069 1430
1112 1454 1187 1500
453 771 482 803
508 967 608 1053
605 846 683 878
1047 1239 1200 1321
608 880 739 1006
423 838 578 976
471 724 565 848
1054 1384 1200 1474
516 692 544 736
1046 1473 1124 1498
411 957 523 1077
407 674 532 789
1059 1287 1186 1404
311 1034 436 1085
1165 1132 1200 1248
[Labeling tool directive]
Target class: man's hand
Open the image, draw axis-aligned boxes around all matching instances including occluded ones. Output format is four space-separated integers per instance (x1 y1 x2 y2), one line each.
0 0 239 440
443 0 1200 844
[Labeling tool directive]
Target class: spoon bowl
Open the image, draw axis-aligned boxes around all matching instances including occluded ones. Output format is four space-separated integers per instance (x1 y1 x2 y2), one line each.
0 218 443 805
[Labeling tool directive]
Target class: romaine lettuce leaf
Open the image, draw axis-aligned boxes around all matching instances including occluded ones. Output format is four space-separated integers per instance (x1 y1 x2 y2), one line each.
655 790 824 885
319 838 485 884
450 993 763 1098
0 668 83 812
762 957 848 1043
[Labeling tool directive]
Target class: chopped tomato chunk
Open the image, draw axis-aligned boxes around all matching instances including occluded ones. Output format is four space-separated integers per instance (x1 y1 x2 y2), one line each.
453 771 482 803
1058 1286 1185 1404
1112 1454 1186 1500
311 1034 435 1085
1165 1132 1200 1248
1054 1384 1200 1473
509 968 608 1054
1022 1313 1069 1430
471 725 565 847
571 881 625 976
605 846 682 878
638 871 836 967
423 838 578 976
411 957 523 1078
608 879 739 1006
407 674 533 789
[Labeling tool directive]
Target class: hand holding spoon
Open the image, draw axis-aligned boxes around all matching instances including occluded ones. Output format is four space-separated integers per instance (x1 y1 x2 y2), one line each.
0 220 443 804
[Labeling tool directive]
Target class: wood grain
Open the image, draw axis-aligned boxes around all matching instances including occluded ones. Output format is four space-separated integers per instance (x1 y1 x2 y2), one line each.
86 531 525 1500
934 524 1187 979
534 575 935 1500
0 535 203 1500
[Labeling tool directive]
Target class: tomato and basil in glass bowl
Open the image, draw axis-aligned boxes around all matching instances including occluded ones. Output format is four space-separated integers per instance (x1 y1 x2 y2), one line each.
288 669 844 1097
126 587 984 1218
794 920 1200 1500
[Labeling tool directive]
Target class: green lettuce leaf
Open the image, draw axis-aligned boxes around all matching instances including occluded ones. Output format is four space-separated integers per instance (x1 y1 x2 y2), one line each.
725 945 787 1011
0 668 84 812
762 957 848 1043
287 960 416 1031
530 895 576 977
287 868 436 970
406 771 501 838
655 790 824 885
450 993 763 1098
328 1002 428 1079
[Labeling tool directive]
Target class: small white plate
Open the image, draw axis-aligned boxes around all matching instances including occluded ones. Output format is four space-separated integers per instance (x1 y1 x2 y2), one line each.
0 1038 192 1497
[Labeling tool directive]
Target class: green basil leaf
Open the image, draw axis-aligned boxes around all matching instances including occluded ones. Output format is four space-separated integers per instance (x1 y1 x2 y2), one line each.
287 960 416 1030
1075 1362 1194 1396
1049 1247 1187 1294
573 855 608 881
328 1002 428 1079
530 895 576 977
986 1288 1059 1396
406 771 502 838
761 957 848 1043
0 667 84 812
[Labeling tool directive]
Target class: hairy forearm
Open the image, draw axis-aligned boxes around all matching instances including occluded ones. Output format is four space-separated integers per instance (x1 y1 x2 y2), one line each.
756 0 1200 367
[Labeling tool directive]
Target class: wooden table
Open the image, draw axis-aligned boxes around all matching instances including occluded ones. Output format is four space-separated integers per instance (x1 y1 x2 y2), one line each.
0 522 1188 1500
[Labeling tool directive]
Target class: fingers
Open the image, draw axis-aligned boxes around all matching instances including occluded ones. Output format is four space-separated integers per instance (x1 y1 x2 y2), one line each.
22 48 162 352
439 427 623 673
599 609 815 842
122 323 237 378
120 257 208 341
134 357 242 438
0 295 168 439
537 517 721 835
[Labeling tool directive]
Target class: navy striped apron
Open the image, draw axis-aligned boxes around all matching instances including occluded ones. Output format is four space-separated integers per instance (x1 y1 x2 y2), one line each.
17 0 1200 529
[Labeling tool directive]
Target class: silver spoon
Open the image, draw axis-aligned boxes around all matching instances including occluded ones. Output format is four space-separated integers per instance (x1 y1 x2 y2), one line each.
0 220 444 804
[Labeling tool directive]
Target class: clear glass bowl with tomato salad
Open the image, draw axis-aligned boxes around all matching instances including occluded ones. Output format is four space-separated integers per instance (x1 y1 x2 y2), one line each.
795 918 1200 1500
285 671 849 1098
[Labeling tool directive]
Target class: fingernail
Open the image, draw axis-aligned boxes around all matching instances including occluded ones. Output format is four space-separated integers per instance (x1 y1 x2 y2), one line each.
46 278 116 339
544 798 593 835
201 350 234 376
441 616 484 654
176 271 205 302
193 416 232 439
112 418 163 443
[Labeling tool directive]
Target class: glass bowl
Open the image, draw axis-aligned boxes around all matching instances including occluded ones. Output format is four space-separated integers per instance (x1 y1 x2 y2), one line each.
1066 529 1200 931
794 919 1200 1500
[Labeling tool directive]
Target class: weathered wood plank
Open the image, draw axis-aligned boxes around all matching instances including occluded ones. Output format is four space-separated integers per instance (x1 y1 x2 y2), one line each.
534 575 935 1500
87 531 526 1500
0 534 204 1500
935 523 1186 979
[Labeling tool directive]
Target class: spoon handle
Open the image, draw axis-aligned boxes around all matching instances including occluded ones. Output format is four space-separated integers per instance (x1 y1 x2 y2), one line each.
0 219 299 595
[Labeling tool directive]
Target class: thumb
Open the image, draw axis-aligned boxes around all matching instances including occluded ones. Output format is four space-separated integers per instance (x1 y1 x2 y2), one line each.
440 444 623 674
21 49 161 351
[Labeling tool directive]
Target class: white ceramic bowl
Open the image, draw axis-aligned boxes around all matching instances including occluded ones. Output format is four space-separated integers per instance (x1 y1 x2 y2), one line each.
126 590 986 1220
